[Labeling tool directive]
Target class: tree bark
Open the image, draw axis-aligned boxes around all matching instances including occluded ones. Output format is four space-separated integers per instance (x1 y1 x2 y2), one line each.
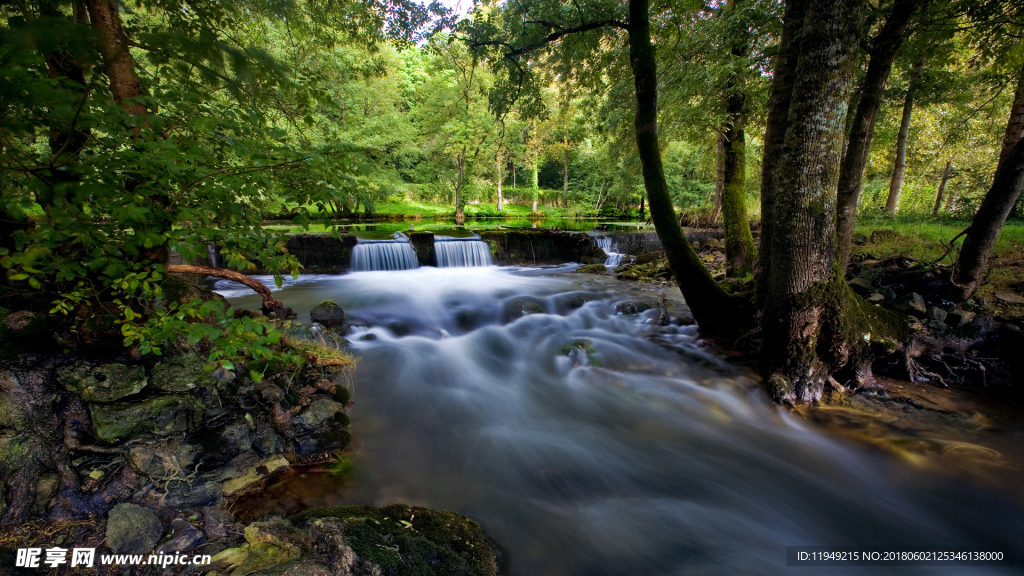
455 147 466 220
166 265 295 319
760 0 866 403
755 0 809 305
85 0 147 117
496 150 503 212
721 0 757 277
834 0 922 272
952 64 1024 299
932 158 951 215
885 53 925 216
711 132 725 223
627 0 736 337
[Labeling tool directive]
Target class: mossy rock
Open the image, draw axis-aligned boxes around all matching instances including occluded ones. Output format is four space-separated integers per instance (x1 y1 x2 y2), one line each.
310 301 346 328
89 395 205 442
57 362 148 402
615 301 655 315
500 296 547 323
291 504 500 576
151 354 214 393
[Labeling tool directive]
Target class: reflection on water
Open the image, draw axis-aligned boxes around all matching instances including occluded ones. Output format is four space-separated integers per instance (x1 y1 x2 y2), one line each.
221 267 1022 576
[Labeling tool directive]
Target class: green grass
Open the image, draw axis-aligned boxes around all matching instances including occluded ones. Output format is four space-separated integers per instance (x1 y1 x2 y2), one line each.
852 215 1024 264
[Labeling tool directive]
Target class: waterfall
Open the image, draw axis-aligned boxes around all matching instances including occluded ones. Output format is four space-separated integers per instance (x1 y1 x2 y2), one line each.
207 244 219 268
350 241 419 271
434 240 493 267
596 236 623 269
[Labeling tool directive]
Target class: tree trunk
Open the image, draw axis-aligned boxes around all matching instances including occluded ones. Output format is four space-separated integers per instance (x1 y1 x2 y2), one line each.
952 64 1024 299
760 0 866 404
932 158 951 215
755 0 810 305
86 0 147 117
627 0 736 336
721 0 757 277
834 0 922 272
712 132 725 223
885 53 925 216
455 147 466 220
639 194 645 221
562 138 569 198
496 150 503 212
166 265 294 319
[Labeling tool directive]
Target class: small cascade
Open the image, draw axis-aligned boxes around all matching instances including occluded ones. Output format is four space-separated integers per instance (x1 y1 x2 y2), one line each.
596 236 624 269
434 239 493 267
350 240 419 271
207 244 219 268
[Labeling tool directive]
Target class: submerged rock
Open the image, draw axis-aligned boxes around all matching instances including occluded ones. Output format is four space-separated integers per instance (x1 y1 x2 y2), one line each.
106 503 162 554
500 296 546 323
575 264 608 274
57 362 147 402
292 398 351 456
310 301 346 328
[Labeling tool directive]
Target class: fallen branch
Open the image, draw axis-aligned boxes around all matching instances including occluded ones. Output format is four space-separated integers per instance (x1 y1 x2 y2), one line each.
166 264 295 319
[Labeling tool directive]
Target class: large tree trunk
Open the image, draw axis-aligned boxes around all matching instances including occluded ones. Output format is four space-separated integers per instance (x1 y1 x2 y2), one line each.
755 0 809 305
951 65 1024 299
834 0 922 272
627 0 737 337
760 0 866 404
932 158 952 215
721 0 757 277
885 54 925 216
86 0 147 117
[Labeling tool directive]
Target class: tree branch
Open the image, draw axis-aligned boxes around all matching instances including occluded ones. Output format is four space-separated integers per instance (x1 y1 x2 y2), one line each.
166 264 295 319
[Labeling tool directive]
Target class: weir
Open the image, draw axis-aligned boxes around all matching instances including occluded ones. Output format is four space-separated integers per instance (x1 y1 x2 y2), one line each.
350 238 419 271
595 236 624 269
434 238 493 267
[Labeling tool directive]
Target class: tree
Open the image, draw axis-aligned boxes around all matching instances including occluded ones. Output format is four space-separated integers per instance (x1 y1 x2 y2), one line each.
884 53 926 215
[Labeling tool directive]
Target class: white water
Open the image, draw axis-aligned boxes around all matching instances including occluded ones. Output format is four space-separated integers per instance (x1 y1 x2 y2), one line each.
219 267 1022 576
597 236 625 269
350 241 419 271
434 239 494 267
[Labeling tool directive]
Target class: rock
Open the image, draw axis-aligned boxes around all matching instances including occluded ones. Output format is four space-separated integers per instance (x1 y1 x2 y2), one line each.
704 238 722 250
157 518 206 554
870 229 900 243
852 232 869 245
57 362 147 402
89 395 205 442
310 301 346 328
615 301 655 315
204 508 235 540
106 503 162 554
866 293 886 304
927 320 948 331
150 354 213 393
994 291 1024 305
128 441 198 478
898 293 927 316
162 480 222 509
879 287 898 300
635 251 665 264
500 296 546 323
307 518 358 573
575 264 608 274
34 473 60 513
848 277 874 295
3 311 36 332
292 399 351 456
928 306 948 324
947 309 976 327
221 455 290 495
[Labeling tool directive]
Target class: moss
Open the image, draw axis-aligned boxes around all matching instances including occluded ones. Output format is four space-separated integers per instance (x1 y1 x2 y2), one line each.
285 338 358 368
89 395 205 442
290 504 499 576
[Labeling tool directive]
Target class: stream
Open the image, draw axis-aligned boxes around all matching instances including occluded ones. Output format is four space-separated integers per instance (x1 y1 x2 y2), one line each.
219 265 1022 575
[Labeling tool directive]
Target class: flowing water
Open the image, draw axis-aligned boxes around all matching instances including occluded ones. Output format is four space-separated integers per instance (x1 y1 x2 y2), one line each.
219 266 1022 575
349 240 419 271
595 236 625 270
434 238 494 268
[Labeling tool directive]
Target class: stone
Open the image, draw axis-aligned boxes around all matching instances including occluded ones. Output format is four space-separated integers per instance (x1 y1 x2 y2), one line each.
3 311 36 332
866 293 886 304
90 396 205 442
927 320 948 331
928 306 948 324
310 301 346 328
848 277 875 295
150 355 213 393
162 480 222 509
852 233 869 245
575 264 608 274
704 238 722 250
615 301 655 315
307 518 358 573
879 287 898 300
157 518 206 554
106 503 162 554
58 362 147 402
221 456 290 495
34 473 60 513
898 293 927 316
204 508 235 540
500 296 546 323
994 291 1024 305
947 310 976 327
292 399 351 456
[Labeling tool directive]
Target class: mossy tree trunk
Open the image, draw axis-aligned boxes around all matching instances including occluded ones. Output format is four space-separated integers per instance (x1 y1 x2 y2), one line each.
627 0 737 336
721 0 756 277
885 53 925 216
759 0 867 403
952 63 1024 299
834 0 922 273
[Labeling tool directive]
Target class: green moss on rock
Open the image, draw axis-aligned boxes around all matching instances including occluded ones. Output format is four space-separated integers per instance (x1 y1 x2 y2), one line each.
57 362 148 402
90 395 205 442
